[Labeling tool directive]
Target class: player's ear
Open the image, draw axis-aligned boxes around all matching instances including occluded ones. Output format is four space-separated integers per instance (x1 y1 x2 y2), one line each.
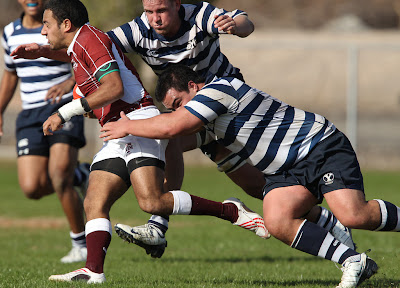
188 80 197 92
62 19 73 32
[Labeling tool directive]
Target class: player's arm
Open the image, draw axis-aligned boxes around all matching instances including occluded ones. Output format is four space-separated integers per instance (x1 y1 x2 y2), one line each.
214 14 254 37
45 76 76 104
0 70 18 138
43 63 123 135
10 43 70 62
99 107 204 141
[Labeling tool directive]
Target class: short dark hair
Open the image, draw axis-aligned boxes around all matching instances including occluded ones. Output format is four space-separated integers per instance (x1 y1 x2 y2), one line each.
44 0 89 27
155 65 205 102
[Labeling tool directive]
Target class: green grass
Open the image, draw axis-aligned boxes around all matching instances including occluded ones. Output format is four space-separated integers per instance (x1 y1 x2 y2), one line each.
0 161 399 288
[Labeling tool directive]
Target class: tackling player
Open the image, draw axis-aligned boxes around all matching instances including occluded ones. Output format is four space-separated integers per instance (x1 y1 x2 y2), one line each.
99 65 400 288
106 0 355 253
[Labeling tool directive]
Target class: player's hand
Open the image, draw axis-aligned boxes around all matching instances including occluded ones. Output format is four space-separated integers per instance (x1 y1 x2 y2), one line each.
99 111 130 141
10 43 42 59
46 79 75 104
214 14 236 34
43 113 63 136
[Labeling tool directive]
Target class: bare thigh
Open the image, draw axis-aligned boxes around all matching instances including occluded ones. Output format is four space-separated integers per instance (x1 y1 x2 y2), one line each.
130 165 173 216
84 170 128 221
324 188 381 229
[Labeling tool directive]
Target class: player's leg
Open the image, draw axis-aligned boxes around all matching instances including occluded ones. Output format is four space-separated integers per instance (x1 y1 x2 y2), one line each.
263 185 377 288
263 130 380 287
49 158 129 284
17 155 53 198
48 142 86 263
48 109 87 263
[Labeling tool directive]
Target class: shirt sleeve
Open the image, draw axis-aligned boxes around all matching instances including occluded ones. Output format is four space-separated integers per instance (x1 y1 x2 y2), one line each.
107 18 141 54
184 83 237 124
2 29 16 72
82 34 118 79
198 2 247 36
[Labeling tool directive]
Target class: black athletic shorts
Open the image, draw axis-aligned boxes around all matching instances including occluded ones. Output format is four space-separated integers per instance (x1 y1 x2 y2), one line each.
15 97 86 157
262 129 364 203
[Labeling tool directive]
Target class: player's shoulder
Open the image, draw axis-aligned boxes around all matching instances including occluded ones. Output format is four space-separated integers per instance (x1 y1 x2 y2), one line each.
77 24 111 46
2 18 21 39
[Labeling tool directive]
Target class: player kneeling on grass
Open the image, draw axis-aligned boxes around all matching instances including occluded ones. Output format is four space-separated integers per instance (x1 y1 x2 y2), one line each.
11 0 269 284
99 64 400 288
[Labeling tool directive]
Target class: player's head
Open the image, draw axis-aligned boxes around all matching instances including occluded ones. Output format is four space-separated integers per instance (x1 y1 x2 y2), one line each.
18 0 45 18
44 0 88 27
155 65 205 110
41 0 88 50
142 0 181 37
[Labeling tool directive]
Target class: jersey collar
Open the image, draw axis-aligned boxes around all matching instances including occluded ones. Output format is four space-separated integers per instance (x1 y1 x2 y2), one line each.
67 24 87 56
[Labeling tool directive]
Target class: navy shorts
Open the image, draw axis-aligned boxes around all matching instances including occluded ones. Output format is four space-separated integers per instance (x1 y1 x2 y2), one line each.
262 130 364 203
15 97 86 157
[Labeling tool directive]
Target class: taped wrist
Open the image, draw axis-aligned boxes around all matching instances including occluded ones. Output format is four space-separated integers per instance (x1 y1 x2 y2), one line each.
57 98 88 122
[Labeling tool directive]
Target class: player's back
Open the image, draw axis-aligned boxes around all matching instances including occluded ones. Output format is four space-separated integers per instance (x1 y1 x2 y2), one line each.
185 77 336 175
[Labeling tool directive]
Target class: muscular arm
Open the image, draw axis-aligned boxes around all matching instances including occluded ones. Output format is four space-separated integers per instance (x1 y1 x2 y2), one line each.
11 43 70 62
0 70 18 136
100 107 204 141
43 71 124 135
214 14 254 38
232 15 255 38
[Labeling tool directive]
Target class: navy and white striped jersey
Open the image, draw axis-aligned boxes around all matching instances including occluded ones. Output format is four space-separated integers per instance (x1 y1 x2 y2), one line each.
2 18 73 110
184 77 336 175
107 2 245 78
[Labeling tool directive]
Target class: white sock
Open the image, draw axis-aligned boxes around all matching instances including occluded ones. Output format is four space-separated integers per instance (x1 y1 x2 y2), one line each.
170 190 192 215
85 218 112 237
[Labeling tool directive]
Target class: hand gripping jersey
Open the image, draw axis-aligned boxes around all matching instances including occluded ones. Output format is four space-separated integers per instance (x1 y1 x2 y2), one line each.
67 24 153 126
184 77 337 175
107 1 245 79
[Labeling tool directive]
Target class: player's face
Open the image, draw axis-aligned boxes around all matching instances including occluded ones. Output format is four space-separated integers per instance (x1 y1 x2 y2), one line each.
41 10 66 50
143 0 181 37
18 0 44 18
163 86 197 111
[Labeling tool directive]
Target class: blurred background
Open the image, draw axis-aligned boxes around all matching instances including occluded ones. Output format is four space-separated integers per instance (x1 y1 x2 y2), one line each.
1 0 399 170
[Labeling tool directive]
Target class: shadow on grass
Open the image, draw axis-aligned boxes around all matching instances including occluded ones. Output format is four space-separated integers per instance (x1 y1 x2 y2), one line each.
162 254 324 264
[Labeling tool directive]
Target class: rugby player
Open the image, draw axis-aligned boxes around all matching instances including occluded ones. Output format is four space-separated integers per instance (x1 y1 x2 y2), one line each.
0 0 87 263
99 65 399 288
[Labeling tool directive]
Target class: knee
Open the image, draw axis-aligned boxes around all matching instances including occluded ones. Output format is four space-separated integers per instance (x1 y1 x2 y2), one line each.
263 211 287 239
336 212 369 228
20 182 46 200
138 198 163 215
49 172 72 193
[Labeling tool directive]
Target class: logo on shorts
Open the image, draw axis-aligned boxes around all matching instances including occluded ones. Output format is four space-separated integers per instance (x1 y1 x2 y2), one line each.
18 138 29 148
126 143 133 155
323 172 335 185
62 121 74 131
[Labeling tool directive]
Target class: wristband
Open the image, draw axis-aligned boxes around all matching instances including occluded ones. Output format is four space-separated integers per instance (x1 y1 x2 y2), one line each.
80 98 92 112
52 111 66 124
58 98 86 122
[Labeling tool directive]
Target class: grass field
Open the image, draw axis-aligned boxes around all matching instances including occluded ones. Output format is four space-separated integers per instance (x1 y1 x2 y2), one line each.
0 161 399 288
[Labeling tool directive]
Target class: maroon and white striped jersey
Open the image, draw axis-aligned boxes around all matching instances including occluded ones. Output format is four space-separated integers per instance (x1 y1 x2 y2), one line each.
67 24 153 126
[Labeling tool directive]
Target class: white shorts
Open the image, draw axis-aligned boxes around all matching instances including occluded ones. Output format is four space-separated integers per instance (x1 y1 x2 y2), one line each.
92 106 168 166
